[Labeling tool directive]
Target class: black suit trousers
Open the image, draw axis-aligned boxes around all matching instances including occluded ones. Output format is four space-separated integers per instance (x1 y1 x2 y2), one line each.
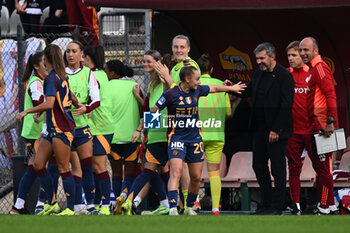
252 131 287 210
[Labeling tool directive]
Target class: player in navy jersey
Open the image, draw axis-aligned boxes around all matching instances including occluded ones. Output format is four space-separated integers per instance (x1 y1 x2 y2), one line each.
16 44 80 215
10 52 48 215
151 61 246 215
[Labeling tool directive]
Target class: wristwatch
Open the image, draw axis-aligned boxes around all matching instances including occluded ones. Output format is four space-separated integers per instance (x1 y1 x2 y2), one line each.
326 118 335 125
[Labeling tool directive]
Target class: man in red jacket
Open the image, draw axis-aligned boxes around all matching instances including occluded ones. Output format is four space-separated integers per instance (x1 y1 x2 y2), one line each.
299 37 338 215
285 41 311 215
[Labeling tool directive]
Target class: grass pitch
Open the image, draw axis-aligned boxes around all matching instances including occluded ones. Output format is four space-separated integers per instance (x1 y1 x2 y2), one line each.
1 215 349 233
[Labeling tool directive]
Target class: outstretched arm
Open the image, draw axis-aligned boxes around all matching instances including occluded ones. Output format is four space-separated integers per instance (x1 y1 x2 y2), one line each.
16 96 55 122
209 82 246 94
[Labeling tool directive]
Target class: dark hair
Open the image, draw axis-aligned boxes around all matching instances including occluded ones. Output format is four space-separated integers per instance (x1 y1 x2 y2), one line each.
179 60 197 82
106 59 133 77
22 52 44 83
197 53 212 74
161 53 176 71
84 45 105 70
286 41 300 52
254 42 276 57
44 44 66 80
68 40 84 51
63 50 68 66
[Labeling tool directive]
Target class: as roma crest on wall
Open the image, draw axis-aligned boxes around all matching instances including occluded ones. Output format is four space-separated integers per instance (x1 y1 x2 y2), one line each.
219 46 253 82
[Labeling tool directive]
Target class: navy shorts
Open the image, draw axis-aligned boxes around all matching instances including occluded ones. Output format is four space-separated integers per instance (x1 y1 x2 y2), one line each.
168 140 204 163
92 134 113 156
71 126 92 151
43 129 75 147
145 142 168 166
109 142 140 162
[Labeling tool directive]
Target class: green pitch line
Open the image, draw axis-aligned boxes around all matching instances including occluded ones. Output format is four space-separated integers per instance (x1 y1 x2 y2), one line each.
0 215 349 233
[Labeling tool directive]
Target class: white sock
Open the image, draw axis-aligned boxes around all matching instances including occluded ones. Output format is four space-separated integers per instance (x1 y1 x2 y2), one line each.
196 196 200 202
133 196 142 208
121 192 127 200
36 201 45 207
296 203 301 210
74 204 85 212
14 198 25 209
160 199 169 208
212 208 219 212
329 205 338 211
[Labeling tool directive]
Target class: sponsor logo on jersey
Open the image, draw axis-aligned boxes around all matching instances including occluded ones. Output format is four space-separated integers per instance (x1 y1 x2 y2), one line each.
306 75 311 83
171 141 184 150
294 86 310 94
179 96 184 105
158 96 166 105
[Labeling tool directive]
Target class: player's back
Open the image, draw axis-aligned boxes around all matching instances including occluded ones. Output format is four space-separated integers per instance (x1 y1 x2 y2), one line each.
44 70 75 132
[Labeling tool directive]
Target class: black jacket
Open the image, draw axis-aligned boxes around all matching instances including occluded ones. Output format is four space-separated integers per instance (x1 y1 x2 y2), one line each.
233 63 294 139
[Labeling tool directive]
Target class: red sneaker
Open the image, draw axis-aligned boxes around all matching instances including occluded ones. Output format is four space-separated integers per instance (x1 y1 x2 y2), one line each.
193 201 201 213
211 210 220 215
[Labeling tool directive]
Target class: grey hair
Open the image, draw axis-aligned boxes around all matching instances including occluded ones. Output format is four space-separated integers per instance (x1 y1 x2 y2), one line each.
172 35 190 47
254 42 276 57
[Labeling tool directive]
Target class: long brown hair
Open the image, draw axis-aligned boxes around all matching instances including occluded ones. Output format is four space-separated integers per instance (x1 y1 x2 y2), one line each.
22 52 44 83
44 44 66 80
145 50 162 90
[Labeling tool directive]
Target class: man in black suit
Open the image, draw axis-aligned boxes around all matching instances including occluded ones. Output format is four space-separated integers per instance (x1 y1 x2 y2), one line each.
229 42 294 214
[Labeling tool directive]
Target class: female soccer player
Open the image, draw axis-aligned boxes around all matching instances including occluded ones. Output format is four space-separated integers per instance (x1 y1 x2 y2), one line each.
170 35 200 84
152 61 245 215
83 45 114 215
65 41 100 215
16 44 77 216
197 54 231 215
104 59 142 215
170 35 199 209
121 50 172 215
10 52 48 214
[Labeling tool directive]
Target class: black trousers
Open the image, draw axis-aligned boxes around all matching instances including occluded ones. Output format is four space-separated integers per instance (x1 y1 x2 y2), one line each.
252 131 287 210
20 13 41 36
41 16 69 34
